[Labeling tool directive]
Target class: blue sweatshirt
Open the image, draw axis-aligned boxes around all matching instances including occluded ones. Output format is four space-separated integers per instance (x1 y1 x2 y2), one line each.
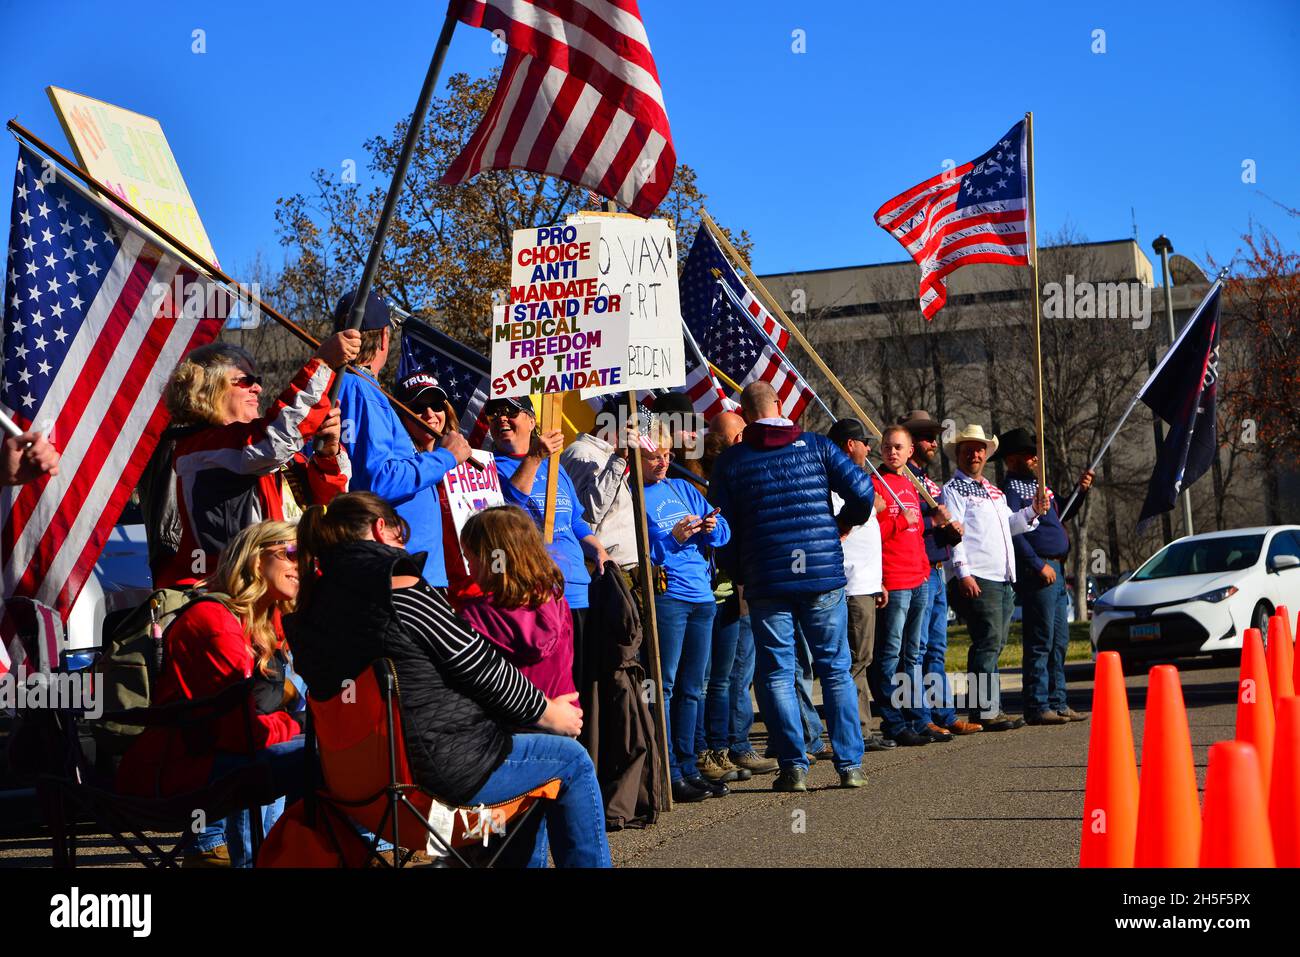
643 478 731 604
496 452 594 610
1002 470 1073 579
337 373 457 586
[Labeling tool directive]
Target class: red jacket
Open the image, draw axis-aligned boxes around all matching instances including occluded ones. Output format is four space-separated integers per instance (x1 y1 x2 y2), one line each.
872 472 930 591
161 356 347 588
115 600 300 797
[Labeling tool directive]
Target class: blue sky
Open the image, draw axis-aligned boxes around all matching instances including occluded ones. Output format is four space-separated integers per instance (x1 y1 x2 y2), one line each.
3 1 1297 282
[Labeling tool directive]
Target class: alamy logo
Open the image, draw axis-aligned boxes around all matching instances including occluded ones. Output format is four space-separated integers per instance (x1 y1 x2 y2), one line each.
49 887 151 937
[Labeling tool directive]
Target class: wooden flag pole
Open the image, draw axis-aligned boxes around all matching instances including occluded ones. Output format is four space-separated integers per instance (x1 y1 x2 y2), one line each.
540 392 562 544
698 210 940 508
1025 111 1047 488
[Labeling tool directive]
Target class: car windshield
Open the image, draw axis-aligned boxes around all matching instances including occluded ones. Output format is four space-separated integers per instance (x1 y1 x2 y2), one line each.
1130 534 1264 581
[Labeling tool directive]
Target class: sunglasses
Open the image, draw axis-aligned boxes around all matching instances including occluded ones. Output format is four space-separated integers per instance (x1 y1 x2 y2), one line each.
232 373 263 390
486 407 528 420
261 541 298 561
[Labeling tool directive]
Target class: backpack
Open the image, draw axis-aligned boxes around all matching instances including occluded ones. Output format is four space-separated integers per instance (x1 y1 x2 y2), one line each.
91 587 202 767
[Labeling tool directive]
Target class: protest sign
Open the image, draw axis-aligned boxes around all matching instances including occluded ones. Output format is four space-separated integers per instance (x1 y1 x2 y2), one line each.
567 213 685 393
441 451 505 573
493 223 629 399
46 86 219 267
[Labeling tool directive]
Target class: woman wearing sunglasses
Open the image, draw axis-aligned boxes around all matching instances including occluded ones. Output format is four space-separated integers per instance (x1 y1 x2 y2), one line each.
116 521 307 867
153 330 360 588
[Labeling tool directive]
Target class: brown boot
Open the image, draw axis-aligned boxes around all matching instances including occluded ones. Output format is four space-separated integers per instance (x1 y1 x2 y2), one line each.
182 844 231 868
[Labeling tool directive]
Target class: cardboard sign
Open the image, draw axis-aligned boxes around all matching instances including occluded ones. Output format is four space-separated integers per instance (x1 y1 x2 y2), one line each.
567 214 685 393
46 86 219 267
493 223 629 399
442 451 505 573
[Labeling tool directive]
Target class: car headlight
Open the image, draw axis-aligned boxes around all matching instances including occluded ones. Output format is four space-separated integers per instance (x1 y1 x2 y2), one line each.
1193 585 1239 603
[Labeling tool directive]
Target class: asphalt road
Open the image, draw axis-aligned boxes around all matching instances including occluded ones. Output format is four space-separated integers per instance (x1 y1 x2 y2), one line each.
607 660 1242 868
0 659 1242 868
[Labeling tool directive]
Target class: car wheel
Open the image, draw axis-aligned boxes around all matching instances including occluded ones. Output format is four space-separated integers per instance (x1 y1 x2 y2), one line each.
1251 602 1273 644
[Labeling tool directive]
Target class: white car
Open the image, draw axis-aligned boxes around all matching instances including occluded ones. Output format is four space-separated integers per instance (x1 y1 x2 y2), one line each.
1090 525 1300 669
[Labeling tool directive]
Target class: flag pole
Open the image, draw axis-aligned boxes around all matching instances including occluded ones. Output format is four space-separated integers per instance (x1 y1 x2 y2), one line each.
1058 273 1227 518
3 118 473 463
1025 111 1048 490
325 7 460 413
698 210 940 509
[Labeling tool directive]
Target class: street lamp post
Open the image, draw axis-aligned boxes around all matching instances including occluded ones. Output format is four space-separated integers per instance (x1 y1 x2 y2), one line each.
1153 234 1195 538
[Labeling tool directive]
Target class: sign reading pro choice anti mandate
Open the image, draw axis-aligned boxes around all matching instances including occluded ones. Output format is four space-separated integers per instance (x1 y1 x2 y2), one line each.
493 223 629 399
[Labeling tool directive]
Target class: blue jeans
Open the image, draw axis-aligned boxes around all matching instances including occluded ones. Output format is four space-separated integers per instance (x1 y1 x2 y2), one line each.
698 595 742 751
728 614 757 754
795 624 827 751
654 595 716 782
869 580 930 737
950 577 1016 719
202 736 307 867
1019 558 1071 714
469 732 610 867
916 566 957 727
748 588 864 772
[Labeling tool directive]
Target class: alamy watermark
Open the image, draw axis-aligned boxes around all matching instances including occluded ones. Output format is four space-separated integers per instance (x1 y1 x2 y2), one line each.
2 670 101 719
1042 274 1151 329
889 671 1002 718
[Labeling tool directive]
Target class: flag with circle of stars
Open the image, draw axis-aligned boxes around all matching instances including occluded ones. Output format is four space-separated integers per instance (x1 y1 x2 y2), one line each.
680 224 813 421
874 120 1030 320
1 144 226 625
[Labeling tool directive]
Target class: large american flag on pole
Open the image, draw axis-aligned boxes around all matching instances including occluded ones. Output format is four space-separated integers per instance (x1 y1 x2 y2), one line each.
398 313 493 447
440 0 675 217
1 144 227 640
680 224 813 421
874 120 1030 320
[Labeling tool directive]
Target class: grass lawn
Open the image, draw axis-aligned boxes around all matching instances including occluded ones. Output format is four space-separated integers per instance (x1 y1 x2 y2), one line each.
944 620 1093 670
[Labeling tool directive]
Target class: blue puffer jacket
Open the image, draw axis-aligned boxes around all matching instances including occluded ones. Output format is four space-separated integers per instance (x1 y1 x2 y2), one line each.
709 422 875 601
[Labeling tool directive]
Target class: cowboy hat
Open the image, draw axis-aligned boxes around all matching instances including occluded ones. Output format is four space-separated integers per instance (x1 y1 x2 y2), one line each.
991 427 1036 461
942 423 999 460
896 409 944 438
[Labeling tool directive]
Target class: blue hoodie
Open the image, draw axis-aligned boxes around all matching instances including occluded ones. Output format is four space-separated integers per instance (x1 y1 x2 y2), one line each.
337 373 457 586
643 478 731 604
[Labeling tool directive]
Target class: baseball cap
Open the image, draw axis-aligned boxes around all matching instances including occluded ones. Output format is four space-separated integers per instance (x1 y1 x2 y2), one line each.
398 371 449 410
483 395 536 417
332 289 392 332
828 418 870 447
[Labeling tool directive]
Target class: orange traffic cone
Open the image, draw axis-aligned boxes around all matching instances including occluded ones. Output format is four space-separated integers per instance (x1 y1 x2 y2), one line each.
1271 696 1300 868
1079 652 1139 867
1200 741 1276 867
1267 613 1295 706
1134 665 1201 867
1237 627 1276 795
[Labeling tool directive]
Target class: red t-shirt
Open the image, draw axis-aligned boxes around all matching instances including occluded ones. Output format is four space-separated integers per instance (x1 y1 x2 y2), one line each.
872 472 930 591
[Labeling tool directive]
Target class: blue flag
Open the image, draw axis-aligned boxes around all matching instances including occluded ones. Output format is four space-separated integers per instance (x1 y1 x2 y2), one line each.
397 316 491 445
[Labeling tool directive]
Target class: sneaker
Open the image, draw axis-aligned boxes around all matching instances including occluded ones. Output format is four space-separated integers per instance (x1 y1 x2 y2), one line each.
943 719 983 735
711 749 751 781
697 749 740 783
1058 707 1090 722
672 777 713 803
839 767 867 789
773 767 808 792
730 750 780 774
685 775 729 797
1025 711 1070 726
182 844 231 868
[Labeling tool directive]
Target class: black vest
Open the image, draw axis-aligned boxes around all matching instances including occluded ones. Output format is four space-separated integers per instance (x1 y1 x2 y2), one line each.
287 540 510 804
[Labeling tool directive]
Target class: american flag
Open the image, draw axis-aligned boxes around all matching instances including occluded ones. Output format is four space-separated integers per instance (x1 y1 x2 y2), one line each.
1 145 227 637
680 224 813 421
874 120 1030 320
398 314 492 446
440 0 675 218
0 596 63 679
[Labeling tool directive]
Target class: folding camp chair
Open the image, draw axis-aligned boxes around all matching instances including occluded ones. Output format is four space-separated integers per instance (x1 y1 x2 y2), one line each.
37 678 282 868
304 659 560 868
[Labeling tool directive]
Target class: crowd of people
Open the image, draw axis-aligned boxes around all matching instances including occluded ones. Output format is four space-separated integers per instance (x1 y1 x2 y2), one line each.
108 289 1098 868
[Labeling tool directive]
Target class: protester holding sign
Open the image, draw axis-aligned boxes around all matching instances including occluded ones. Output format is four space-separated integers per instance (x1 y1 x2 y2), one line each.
334 290 472 589
641 421 733 802
488 395 611 692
